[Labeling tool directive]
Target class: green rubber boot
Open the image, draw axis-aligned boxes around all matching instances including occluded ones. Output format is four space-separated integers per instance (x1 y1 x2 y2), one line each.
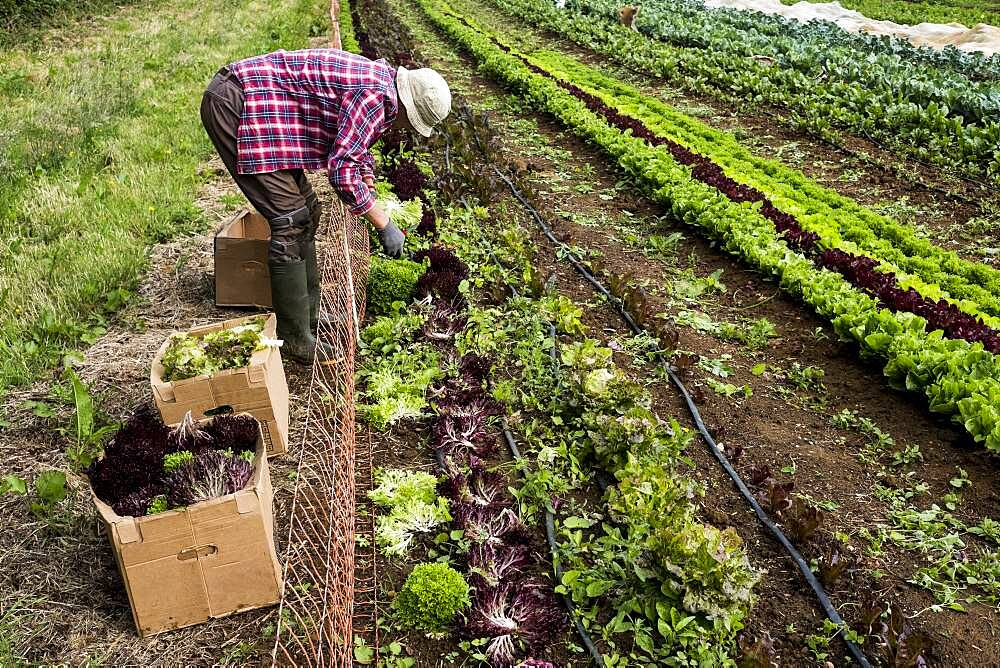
268 259 319 365
302 239 322 333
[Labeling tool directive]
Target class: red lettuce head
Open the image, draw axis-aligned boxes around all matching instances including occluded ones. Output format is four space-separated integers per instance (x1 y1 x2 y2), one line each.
388 160 428 201
164 449 254 508
466 581 566 666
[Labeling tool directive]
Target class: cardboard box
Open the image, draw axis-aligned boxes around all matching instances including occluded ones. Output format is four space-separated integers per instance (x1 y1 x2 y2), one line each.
214 209 272 308
150 314 290 456
91 420 283 637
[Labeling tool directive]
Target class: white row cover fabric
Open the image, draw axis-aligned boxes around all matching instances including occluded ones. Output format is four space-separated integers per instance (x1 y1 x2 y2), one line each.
703 0 1000 56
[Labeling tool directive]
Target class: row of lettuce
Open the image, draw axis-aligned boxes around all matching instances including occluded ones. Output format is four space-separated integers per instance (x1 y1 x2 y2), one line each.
484 0 1000 183
476 39 1000 355
338 0 361 52
513 47 1000 332
414 0 1000 453
345 6 570 659
566 0 1000 84
361 240 566 666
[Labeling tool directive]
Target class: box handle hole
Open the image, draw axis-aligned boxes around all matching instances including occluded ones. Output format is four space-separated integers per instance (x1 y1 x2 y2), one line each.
178 544 219 561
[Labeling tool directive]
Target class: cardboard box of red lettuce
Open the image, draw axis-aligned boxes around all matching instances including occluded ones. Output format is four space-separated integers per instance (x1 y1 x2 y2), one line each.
150 314 290 456
85 407 283 637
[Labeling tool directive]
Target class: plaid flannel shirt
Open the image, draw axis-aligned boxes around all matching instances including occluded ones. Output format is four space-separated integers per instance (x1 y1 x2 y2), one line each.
229 49 398 215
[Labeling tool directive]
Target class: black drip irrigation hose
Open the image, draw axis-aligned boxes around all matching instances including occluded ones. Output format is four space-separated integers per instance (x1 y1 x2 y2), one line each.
482 245 607 667
490 166 873 668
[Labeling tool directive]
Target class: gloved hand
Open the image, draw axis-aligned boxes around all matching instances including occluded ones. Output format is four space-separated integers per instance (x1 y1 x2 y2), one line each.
378 221 406 258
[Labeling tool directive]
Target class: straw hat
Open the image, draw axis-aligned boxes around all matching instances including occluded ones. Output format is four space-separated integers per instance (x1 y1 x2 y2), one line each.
395 66 451 137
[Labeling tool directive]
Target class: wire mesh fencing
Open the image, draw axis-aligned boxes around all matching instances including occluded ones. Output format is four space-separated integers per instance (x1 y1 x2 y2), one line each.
271 201 371 668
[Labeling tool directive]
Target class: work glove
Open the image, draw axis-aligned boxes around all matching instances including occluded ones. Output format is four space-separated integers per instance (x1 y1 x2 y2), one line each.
378 221 406 258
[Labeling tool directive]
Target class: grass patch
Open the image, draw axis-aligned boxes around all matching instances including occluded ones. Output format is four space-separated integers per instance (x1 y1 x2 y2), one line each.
0 0 146 48
0 598 36 665
0 0 329 392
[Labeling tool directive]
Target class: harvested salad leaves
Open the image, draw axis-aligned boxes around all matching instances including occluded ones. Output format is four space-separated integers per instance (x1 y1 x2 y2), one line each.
377 192 423 233
160 317 280 381
85 408 260 517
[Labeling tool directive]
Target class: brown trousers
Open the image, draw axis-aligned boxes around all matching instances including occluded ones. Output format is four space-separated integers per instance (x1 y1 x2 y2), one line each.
200 67 320 261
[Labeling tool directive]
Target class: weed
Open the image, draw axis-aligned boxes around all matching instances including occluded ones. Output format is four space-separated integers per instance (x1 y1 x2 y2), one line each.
63 367 119 469
873 195 929 222
890 444 923 467
784 363 826 393
644 231 684 260
719 317 776 350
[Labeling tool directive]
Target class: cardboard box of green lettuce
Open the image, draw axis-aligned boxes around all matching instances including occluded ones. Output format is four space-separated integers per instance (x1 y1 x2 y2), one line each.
150 314 290 456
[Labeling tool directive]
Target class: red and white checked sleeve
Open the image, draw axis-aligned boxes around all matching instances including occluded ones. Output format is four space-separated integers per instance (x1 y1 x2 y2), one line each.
328 89 386 215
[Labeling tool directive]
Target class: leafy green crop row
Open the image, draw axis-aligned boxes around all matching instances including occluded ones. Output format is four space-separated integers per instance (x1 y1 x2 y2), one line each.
417 0 1000 451
582 0 1000 83
523 49 1000 325
486 0 1000 183
338 0 361 52
815 0 1000 29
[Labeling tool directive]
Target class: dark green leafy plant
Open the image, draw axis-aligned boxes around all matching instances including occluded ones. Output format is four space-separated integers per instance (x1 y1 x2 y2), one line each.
63 367 119 469
29 470 67 520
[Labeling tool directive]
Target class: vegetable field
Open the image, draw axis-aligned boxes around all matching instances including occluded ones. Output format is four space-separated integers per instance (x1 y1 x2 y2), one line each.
1 0 999 666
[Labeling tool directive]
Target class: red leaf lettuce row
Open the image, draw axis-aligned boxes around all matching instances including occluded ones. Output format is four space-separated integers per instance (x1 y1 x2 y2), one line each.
819 249 1000 353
